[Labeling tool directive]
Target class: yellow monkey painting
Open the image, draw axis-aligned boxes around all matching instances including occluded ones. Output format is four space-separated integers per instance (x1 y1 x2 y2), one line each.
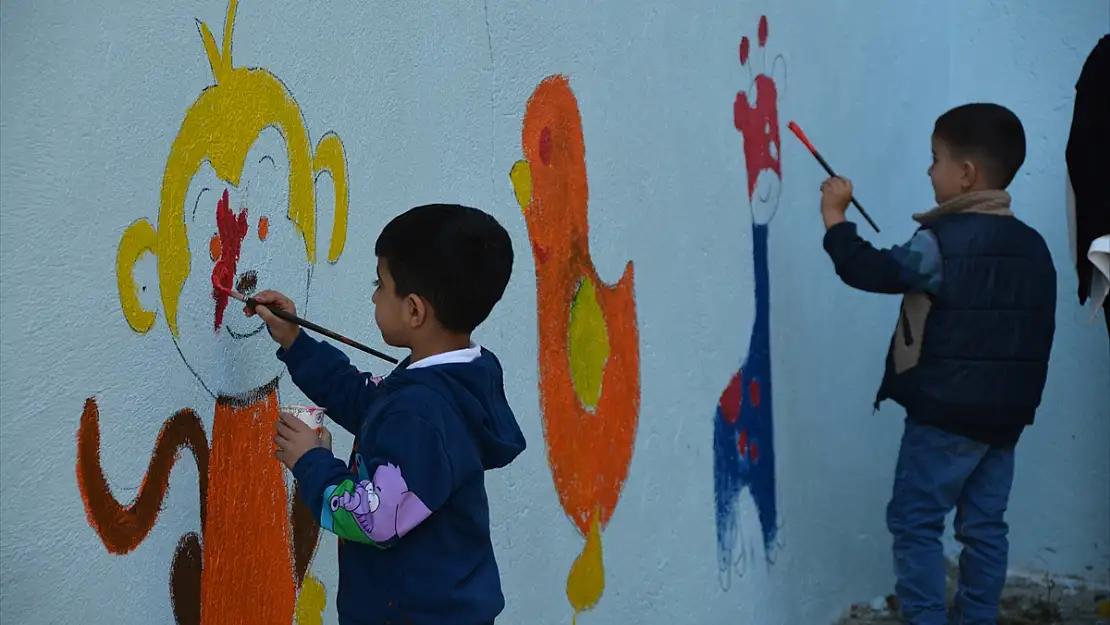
75 1 349 622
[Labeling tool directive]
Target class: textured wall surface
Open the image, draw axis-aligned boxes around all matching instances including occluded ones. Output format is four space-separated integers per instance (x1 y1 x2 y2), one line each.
1 0 1107 623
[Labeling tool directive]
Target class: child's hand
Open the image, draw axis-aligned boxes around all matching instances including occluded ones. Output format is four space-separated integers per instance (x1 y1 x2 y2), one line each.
274 410 325 469
318 426 333 451
820 176 853 227
246 290 300 350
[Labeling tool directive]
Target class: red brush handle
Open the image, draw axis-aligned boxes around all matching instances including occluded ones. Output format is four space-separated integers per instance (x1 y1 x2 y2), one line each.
787 120 881 233
787 121 818 155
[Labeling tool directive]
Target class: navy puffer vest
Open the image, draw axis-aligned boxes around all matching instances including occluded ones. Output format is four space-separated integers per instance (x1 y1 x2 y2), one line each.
876 211 1057 430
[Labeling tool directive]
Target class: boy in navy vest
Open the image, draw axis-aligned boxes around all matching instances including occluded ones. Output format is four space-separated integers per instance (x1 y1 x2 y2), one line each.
248 204 526 625
819 104 1056 625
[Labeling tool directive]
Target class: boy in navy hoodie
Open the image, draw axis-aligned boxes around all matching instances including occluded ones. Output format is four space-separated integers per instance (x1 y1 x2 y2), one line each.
247 203 525 625
819 104 1056 624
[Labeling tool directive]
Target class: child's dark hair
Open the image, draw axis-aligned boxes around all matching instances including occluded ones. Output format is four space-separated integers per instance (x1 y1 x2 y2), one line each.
375 203 514 334
933 103 1026 188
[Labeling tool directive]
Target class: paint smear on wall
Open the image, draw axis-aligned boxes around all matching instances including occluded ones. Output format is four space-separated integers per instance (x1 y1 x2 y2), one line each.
510 74 641 623
713 14 785 589
76 0 351 622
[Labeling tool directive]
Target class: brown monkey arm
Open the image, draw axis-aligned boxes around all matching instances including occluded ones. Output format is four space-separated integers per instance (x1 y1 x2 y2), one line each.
76 398 210 554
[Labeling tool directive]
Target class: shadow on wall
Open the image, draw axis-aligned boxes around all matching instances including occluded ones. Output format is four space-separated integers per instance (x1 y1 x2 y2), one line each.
510 75 642 624
712 14 787 590
74 0 352 622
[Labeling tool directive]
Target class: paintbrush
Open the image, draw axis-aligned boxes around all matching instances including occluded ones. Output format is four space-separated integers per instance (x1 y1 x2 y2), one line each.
213 268 399 365
787 120 881 233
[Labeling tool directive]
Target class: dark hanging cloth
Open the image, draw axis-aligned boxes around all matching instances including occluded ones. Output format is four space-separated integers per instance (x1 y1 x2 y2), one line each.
1065 34 1110 313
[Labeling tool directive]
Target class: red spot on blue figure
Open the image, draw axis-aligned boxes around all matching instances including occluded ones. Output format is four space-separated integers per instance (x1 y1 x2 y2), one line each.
719 371 743 424
713 14 780 589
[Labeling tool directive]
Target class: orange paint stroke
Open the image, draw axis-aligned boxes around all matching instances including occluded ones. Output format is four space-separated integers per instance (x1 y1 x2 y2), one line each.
516 74 641 536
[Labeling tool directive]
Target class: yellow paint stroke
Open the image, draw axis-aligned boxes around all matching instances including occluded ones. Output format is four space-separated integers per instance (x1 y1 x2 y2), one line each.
1097 599 1110 618
510 160 533 212
116 0 350 337
568 276 610 411
566 508 605 624
294 572 327 625
118 219 160 333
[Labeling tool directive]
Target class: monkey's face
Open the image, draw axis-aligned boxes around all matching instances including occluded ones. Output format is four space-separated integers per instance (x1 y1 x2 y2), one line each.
174 128 310 397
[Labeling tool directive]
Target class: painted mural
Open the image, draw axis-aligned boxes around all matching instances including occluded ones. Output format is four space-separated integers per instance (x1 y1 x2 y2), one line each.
74 0 348 622
712 14 786 589
510 75 641 623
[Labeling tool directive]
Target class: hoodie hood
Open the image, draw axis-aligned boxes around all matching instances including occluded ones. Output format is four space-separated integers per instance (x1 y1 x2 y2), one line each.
387 349 526 470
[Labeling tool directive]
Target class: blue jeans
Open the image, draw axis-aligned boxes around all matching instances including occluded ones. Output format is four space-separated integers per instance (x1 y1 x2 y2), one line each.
886 419 1015 625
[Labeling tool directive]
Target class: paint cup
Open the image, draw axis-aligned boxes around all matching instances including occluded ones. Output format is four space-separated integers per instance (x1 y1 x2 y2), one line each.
280 405 326 432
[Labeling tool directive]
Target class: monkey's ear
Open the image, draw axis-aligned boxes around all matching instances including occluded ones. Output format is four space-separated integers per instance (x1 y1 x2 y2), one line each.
117 219 159 333
313 132 349 264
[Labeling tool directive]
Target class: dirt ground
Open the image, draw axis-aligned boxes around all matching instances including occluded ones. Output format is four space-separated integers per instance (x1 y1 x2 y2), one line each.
834 571 1110 625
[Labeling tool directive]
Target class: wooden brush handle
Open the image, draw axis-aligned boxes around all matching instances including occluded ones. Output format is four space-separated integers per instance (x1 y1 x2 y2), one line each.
247 298 399 365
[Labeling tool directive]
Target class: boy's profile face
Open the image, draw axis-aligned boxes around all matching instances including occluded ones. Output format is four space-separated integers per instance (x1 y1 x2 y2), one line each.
372 258 412 348
928 135 968 204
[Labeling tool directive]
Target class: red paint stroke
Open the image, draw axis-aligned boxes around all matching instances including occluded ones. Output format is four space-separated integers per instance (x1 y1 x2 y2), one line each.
739 37 751 64
737 429 748 457
532 241 550 265
734 15 782 202
719 370 743 424
750 440 760 463
749 378 761 408
538 127 553 165
211 189 249 331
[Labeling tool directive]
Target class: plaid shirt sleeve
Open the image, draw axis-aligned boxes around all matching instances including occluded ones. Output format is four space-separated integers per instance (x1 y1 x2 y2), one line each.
889 229 943 295
823 222 944 295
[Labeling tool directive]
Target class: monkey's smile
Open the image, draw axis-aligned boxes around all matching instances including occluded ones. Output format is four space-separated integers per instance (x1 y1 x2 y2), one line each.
226 320 266 339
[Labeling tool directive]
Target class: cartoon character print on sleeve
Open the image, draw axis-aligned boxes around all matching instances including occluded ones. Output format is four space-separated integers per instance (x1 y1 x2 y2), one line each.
319 455 432 548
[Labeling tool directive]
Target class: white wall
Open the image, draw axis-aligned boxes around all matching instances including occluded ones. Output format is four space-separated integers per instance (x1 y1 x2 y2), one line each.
2 1 1106 623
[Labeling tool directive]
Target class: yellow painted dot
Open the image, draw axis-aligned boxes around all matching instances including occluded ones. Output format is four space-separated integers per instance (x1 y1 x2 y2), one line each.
568 276 610 411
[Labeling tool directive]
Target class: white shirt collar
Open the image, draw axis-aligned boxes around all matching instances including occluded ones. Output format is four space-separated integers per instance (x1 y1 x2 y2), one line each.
407 343 482 370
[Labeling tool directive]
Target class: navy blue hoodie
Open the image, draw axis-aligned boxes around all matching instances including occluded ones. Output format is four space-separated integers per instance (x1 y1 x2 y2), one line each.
279 332 526 625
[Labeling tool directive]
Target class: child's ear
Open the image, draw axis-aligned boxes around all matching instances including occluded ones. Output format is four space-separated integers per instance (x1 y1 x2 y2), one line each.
407 294 427 328
959 159 979 190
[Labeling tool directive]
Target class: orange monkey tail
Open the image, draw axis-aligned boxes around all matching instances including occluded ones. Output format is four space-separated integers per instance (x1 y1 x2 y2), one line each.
76 397 210 554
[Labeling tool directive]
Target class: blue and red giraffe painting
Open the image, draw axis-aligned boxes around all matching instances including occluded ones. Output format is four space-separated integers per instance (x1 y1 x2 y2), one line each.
713 14 786 589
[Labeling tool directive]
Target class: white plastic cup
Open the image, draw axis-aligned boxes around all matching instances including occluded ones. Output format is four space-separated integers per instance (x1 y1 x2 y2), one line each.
280 405 326 431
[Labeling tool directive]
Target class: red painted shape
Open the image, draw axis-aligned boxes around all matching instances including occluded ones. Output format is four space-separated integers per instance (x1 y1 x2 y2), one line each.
739 36 750 64
211 189 249 331
750 440 760 463
734 72 781 201
738 429 748 457
749 378 761 408
538 127 553 165
719 370 743 424
757 15 768 47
